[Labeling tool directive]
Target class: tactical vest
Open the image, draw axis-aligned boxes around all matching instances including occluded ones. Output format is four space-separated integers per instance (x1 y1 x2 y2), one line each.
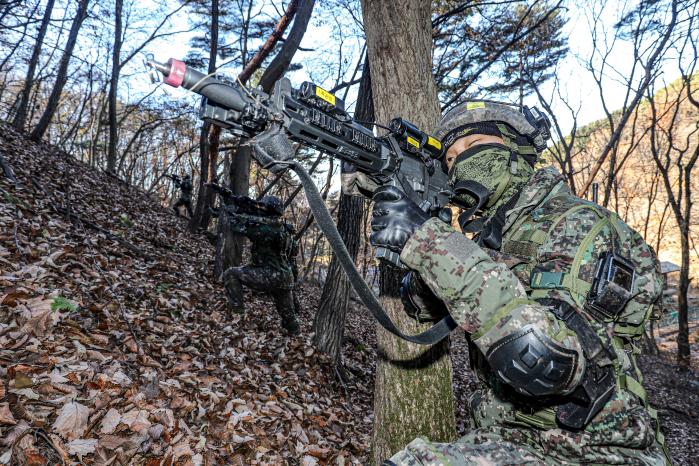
494 187 667 453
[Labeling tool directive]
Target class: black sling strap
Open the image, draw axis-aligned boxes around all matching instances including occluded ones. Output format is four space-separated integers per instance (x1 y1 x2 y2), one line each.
252 143 458 345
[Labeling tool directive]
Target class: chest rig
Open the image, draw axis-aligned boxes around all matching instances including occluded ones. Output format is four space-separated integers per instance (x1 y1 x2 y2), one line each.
485 188 663 432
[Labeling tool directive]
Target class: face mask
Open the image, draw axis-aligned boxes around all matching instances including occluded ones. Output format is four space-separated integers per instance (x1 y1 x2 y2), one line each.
448 143 514 208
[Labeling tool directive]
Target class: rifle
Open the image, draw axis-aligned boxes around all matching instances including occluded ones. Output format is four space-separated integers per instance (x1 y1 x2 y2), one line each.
166 174 181 184
147 57 457 345
208 183 279 217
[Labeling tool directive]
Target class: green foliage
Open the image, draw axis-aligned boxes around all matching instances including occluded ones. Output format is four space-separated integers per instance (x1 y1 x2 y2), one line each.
156 283 173 293
119 214 134 229
51 296 78 313
433 0 568 103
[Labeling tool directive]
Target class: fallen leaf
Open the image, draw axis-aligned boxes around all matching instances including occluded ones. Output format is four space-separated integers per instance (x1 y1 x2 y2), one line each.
15 372 33 389
67 438 97 459
0 402 16 425
172 440 193 461
100 408 121 434
121 409 151 433
53 401 90 440
19 297 59 337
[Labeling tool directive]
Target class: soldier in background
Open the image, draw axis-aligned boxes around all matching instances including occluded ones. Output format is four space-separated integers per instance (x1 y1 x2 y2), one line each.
169 174 193 218
213 186 300 335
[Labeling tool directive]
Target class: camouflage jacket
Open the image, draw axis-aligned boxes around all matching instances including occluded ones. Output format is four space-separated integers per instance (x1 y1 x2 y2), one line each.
400 167 665 463
228 212 296 277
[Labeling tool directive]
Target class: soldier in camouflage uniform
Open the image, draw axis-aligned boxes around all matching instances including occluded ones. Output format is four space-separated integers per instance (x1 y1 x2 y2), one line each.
221 195 300 334
171 174 194 218
369 102 669 465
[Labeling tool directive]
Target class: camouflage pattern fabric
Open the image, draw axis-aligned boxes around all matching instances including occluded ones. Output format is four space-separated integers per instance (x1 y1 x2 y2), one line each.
392 166 667 465
449 144 533 214
222 211 299 333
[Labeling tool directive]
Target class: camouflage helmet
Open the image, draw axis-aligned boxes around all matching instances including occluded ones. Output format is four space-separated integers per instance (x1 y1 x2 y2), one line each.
435 101 552 163
261 195 284 216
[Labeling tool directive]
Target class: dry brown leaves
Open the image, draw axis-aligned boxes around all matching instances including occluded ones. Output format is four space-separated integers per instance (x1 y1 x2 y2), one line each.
0 123 372 465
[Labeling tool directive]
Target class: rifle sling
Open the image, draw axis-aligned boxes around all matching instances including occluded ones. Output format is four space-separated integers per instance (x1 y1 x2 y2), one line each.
252 143 458 345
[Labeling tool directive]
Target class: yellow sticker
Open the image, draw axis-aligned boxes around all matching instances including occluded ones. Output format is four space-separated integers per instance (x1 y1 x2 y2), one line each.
406 136 420 148
315 86 336 106
466 101 486 110
426 136 442 150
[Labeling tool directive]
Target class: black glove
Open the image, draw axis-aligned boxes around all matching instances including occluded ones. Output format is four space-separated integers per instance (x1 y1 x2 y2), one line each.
400 271 449 322
370 185 429 253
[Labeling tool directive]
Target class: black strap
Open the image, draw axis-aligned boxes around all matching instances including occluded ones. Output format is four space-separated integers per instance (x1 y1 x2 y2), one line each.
252 142 458 345
536 298 616 429
478 189 521 249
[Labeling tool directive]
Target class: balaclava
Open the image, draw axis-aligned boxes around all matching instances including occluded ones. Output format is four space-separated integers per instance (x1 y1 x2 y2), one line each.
446 122 535 220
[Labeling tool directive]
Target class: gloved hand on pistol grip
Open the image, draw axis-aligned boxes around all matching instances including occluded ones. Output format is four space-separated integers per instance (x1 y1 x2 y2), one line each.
370 185 429 253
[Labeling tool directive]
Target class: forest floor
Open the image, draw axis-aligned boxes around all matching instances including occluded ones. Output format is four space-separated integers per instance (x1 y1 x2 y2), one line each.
1 122 698 465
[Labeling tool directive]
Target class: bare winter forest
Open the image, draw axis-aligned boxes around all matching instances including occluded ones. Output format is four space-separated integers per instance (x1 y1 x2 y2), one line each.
1 0 699 465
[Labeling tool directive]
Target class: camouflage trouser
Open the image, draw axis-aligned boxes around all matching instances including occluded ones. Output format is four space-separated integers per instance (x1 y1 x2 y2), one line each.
386 387 669 466
173 196 193 218
386 425 668 466
385 433 547 466
222 265 299 333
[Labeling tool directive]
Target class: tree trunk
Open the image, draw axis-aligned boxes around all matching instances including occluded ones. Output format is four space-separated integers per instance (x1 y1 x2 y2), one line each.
220 143 252 272
219 2 312 267
313 60 371 360
106 0 123 174
677 222 691 367
259 0 315 93
30 0 90 142
312 194 365 358
12 0 55 131
360 1 456 463
189 0 219 232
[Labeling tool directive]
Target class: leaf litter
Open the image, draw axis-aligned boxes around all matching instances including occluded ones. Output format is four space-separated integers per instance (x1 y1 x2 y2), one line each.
0 123 372 465
2 121 698 465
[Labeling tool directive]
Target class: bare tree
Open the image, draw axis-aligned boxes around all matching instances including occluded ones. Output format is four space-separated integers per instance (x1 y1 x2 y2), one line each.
646 11 699 368
11 0 55 131
526 69 581 193
217 0 312 275
579 0 679 197
30 0 91 142
106 0 123 175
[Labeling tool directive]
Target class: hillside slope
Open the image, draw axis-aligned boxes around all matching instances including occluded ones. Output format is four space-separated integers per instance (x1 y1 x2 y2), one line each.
0 123 372 465
1 124 698 465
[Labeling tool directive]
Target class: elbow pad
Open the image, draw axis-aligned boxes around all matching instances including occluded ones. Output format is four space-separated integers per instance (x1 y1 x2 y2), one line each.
487 298 617 430
486 324 580 397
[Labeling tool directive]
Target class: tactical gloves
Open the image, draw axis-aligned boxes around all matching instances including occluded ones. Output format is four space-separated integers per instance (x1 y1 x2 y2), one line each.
400 271 449 322
370 186 430 254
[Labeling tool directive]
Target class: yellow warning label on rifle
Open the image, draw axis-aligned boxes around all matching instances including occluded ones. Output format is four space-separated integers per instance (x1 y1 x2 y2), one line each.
466 102 486 110
407 136 420 148
315 86 336 106
426 136 442 150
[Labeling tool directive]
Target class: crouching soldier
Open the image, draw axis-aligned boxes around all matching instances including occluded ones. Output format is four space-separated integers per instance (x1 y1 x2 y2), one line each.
219 192 300 334
372 102 668 465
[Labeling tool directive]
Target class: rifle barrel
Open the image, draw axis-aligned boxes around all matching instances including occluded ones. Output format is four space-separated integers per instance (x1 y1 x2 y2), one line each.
149 58 250 112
